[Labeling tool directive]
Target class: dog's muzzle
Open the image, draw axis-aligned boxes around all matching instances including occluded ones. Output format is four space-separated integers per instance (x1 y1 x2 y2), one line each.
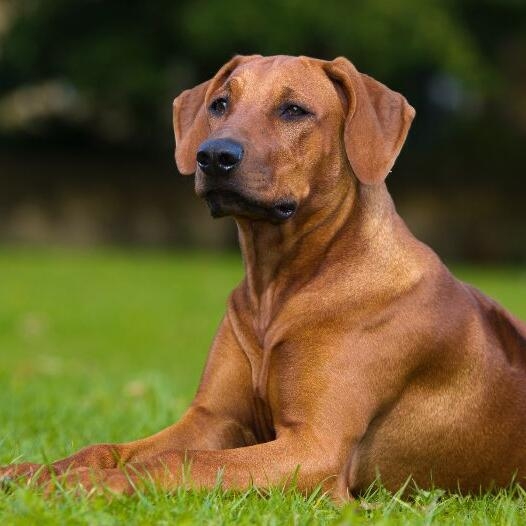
204 190 297 222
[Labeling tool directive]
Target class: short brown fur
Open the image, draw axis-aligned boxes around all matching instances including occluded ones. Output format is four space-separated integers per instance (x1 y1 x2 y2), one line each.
2 55 526 499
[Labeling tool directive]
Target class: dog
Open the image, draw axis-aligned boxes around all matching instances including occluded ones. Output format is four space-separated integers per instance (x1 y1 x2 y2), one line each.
2 54 526 499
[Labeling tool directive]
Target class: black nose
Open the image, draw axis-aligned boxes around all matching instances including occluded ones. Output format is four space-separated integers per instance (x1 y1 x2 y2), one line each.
196 138 244 177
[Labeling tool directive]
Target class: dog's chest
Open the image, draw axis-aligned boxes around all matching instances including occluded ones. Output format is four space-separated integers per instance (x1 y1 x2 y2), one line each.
228 313 277 441
228 288 295 441
247 339 276 442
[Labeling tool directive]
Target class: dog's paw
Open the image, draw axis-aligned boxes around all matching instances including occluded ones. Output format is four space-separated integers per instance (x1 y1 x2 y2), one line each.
0 463 43 480
0 463 45 490
45 467 136 497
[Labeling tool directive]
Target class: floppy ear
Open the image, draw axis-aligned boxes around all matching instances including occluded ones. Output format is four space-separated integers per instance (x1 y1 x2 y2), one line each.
324 57 415 185
173 80 211 175
173 55 261 175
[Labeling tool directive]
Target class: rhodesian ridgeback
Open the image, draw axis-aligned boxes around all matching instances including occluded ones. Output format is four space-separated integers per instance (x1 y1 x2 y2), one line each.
2 55 526 499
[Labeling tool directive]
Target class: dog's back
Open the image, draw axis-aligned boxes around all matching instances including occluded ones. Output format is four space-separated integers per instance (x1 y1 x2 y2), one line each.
464 283 526 368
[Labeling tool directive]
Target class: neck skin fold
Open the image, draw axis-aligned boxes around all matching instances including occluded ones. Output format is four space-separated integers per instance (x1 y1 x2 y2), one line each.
234 168 395 323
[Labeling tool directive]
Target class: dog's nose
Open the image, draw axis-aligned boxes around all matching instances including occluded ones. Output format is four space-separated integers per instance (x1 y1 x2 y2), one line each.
196 139 244 177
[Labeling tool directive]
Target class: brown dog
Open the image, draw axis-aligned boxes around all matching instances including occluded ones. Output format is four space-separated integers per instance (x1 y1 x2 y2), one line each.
2 54 526 499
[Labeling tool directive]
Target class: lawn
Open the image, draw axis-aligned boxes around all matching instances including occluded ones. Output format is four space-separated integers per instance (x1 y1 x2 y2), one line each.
0 248 525 525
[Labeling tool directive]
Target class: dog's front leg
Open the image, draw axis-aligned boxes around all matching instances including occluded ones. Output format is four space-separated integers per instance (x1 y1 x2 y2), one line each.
1 317 256 484
49 427 339 496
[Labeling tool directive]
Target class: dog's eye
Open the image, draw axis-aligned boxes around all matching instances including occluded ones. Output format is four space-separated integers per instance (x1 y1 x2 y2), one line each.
209 97 228 116
280 103 310 120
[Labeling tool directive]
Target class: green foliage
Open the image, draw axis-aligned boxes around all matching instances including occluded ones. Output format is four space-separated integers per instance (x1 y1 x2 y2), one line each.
1 0 525 148
1 249 526 523
181 0 486 83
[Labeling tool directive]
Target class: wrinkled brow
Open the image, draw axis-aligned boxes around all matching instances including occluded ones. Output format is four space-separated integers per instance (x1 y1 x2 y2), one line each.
277 86 310 102
222 78 311 104
223 77 244 98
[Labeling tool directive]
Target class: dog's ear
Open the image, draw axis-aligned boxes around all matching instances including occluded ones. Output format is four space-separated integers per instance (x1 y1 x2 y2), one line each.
173 79 211 175
173 55 261 175
323 57 415 185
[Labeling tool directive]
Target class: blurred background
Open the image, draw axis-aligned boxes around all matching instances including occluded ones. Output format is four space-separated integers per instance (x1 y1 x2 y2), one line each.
0 0 525 259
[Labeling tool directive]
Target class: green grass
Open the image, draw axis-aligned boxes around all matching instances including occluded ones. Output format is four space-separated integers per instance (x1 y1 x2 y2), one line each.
0 248 525 525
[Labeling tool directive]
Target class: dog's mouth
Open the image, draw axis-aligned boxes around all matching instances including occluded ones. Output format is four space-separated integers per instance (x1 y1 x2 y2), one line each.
204 190 297 222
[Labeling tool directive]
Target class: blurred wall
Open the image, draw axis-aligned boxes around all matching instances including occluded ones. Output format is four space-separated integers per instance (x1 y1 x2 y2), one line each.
0 0 525 261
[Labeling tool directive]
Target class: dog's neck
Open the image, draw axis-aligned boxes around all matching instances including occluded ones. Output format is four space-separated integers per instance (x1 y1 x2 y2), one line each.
235 175 399 314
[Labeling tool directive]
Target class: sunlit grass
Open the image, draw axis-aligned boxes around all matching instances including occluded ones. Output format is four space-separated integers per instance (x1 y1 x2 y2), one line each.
1 248 525 524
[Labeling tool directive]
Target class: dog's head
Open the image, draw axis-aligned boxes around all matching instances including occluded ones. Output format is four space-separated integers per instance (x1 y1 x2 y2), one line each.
173 55 415 223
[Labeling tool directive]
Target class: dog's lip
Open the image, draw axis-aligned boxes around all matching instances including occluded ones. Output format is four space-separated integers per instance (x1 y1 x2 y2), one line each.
273 200 297 219
203 189 298 222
